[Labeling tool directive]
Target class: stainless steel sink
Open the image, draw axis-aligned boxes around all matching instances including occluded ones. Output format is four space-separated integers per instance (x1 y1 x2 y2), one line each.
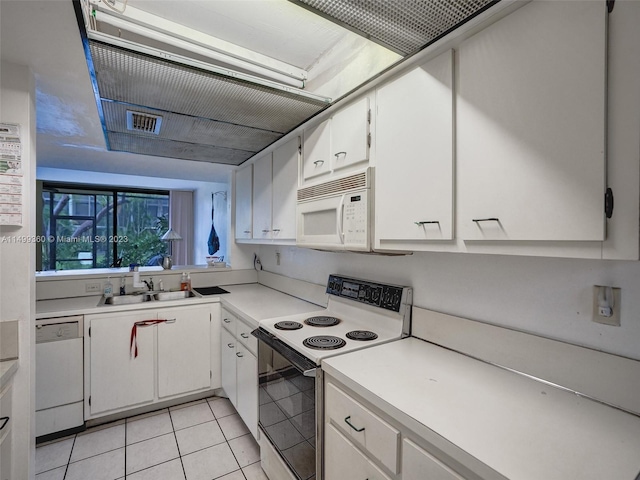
100 293 151 305
153 291 195 301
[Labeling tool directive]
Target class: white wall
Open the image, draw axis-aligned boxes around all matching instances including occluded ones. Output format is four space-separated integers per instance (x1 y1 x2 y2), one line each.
258 244 640 361
36 168 229 266
1 61 36 480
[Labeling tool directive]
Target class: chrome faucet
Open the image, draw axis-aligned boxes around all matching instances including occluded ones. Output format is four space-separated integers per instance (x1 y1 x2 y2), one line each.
143 277 154 291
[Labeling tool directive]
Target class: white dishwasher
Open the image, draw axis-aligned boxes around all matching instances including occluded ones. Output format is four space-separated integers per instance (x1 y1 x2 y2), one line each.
36 315 84 439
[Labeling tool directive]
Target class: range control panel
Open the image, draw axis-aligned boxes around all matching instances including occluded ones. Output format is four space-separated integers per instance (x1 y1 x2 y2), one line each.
326 274 407 312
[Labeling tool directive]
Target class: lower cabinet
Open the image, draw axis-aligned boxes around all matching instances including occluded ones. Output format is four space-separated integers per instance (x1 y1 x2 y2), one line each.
324 378 481 480
220 307 258 439
0 382 12 480
85 304 216 419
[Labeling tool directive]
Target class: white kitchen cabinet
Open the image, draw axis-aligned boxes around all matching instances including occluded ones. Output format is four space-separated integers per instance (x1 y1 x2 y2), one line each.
252 152 273 240
86 304 215 419
375 50 454 248
235 163 253 240
250 138 299 242
221 327 238 406
403 438 464 480
157 305 211 398
220 307 258 439
301 95 371 186
89 311 156 415
331 96 370 172
457 1 607 241
302 119 331 182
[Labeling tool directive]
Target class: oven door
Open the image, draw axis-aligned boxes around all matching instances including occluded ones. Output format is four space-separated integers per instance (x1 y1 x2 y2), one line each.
253 327 320 480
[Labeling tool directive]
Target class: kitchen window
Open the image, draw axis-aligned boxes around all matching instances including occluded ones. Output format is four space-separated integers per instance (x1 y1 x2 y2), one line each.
39 182 169 271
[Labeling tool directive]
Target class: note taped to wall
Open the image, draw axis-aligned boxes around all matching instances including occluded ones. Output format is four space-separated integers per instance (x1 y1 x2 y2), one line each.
0 123 23 226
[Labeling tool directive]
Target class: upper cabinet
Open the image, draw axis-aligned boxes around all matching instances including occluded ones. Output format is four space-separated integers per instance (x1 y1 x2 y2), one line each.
301 95 372 186
234 164 253 240
457 1 607 241
375 50 454 249
237 137 299 243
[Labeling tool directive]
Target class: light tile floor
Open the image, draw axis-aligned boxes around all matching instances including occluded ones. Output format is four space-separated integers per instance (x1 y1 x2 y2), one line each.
36 397 268 480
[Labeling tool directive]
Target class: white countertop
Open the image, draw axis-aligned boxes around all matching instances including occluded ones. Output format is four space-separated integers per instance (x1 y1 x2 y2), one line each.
36 283 323 325
221 284 324 329
323 337 640 480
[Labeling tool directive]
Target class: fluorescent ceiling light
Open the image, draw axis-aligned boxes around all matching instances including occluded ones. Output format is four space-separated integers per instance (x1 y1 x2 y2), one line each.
87 3 308 89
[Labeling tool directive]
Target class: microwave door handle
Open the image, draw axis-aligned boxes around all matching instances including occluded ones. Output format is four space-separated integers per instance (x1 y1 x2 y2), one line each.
337 195 345 243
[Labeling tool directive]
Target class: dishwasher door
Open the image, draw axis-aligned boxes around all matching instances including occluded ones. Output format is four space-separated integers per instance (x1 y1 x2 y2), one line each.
36 316 84 438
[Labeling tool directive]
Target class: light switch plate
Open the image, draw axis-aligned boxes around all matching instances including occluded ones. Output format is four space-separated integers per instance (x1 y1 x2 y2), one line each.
592 286 621 326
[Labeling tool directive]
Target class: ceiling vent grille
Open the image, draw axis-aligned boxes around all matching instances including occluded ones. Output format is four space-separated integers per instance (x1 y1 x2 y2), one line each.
126 110 163 135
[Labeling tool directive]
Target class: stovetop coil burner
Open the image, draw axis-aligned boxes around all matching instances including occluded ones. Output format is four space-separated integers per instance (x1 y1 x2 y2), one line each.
304 316 341 327
346 330 379 341
274 321 303 331
303 335 346 350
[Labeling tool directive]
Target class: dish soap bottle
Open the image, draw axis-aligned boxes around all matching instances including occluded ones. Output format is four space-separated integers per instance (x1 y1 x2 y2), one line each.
120 276 126 296
180 272 188 291
104 277 113 298
186 273 192 291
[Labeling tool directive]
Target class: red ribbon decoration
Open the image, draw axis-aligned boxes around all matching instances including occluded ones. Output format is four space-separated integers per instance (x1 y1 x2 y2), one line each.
130 320 166 358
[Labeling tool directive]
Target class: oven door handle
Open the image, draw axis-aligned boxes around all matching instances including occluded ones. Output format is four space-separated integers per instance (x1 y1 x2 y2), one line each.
303 368 317 378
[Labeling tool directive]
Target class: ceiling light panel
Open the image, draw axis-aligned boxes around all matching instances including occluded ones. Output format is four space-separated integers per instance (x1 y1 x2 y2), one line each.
290 0 498 55
90 41 328 133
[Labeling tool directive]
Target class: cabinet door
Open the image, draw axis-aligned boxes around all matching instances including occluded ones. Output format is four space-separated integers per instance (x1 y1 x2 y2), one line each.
0 430 10 480
221 328 238 407
89 312 156 415
325 423 391 480
302 119 331 182
272 137 299 240
403 439 463 480
376 50 454 244
252 153 273 240
157 306 211 399
331 96 369 172
458 1 607 241
235 164 253 239
236 347 258 439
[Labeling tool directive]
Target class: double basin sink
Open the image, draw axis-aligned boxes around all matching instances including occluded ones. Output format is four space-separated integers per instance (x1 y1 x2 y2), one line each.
99 290 196 306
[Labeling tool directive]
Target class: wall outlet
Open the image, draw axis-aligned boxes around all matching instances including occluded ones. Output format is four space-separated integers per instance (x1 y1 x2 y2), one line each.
275 251 281 266
85 282 101 293
592 286 621 326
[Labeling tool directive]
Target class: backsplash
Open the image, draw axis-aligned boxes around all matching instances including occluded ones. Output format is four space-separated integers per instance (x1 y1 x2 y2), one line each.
0 320 19 361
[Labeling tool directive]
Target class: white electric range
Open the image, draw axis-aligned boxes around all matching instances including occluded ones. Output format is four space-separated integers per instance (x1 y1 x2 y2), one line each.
253 274 412 480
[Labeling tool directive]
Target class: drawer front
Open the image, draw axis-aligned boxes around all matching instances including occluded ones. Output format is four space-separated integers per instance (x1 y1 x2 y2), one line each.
325 382 400 474
325 423 392 480
221 308 236 335
403 438 464 480
236 320 257 355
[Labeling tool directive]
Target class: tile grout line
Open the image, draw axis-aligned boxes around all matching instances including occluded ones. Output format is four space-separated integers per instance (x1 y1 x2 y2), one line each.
206 398 248 480
63 434 76 480
168 404 189 480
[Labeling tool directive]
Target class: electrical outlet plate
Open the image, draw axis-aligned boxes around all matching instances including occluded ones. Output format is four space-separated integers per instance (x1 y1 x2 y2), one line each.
592 286 621 326
86 282 101 293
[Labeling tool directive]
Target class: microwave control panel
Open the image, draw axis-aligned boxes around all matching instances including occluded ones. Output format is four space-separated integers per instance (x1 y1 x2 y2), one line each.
343 191 368 246
326 274 406 312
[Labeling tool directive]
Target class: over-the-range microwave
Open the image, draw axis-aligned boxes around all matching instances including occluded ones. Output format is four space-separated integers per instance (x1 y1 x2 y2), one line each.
296 167 373 251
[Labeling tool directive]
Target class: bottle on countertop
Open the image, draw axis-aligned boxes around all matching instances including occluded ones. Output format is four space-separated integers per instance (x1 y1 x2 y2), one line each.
120 276 126 296
104 277 113 298
180 272 188 291
158 279 164 291
186 273 192 291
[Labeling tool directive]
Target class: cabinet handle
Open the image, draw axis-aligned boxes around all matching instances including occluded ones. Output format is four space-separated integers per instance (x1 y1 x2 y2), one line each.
262 229 271 233
243 230 251 234
164 318 176 324
236 352 244 358
472 218 500 223
334 151 347 159
240 333 249 339
228 343 234 348
272 229 280 232
0 417 9 430
344 416 365 432
313 160 324 166
415 221 439 226
223 318 231 323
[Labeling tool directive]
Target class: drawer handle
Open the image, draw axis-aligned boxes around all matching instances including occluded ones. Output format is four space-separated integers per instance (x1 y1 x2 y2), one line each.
0 417 9 431
344 416 365 432
414 221 440 226
223 318 231 323
472 217 500 223
243 230 251 234
236 352 244 358
262 229 271 233
313 160 324 166
334 151 347 159
228 343 234 348
240 333 249 339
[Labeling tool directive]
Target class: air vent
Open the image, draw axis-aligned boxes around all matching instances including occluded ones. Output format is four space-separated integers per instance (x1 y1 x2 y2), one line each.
297 170 370 201
126 110 163 135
